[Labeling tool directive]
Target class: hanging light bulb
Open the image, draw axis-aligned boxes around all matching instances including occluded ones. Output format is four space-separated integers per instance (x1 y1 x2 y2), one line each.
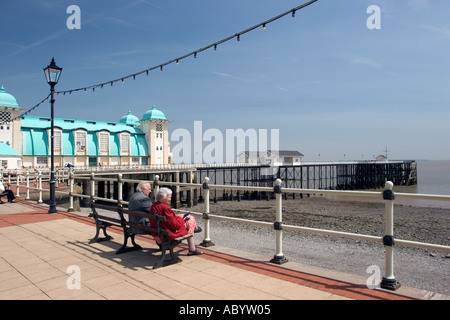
214 44 217 51
292 10 296 17
176 60 179 65
194 52 197 59
262 24 266 30
237 34 240 41
160 65 163 71
121 79 124 83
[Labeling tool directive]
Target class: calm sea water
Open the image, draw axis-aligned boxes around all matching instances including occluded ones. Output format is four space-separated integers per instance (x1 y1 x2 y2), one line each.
392 160 450 208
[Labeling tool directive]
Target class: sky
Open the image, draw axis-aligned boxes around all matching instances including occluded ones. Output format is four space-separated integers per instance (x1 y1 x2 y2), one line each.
1 0 449 162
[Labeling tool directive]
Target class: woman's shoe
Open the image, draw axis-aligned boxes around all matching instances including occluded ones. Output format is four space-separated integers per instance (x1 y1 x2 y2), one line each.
187 249 203 256
194 226 202 233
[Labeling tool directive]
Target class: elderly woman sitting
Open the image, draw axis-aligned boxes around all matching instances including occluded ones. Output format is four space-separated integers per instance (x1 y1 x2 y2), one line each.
149 187 203 256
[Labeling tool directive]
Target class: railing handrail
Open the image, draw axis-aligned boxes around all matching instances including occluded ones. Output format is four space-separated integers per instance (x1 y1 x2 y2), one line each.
6 170 450 291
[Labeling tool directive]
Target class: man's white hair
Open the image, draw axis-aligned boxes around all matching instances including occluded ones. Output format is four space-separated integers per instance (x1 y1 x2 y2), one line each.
136 181 151 192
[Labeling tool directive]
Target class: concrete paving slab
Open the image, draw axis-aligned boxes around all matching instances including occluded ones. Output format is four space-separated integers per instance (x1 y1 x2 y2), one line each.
0 200 448 303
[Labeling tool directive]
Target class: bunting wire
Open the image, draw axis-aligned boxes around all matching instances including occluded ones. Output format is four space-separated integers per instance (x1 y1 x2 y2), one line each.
1 94 50 125
4 0 318 123
55 0 318 95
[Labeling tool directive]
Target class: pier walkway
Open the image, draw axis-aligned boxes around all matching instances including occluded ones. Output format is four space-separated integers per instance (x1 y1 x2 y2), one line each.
0 200 447 303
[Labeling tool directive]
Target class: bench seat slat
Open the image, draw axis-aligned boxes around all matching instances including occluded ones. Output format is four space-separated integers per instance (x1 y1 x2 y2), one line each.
89 202 189 268
94 215 122 226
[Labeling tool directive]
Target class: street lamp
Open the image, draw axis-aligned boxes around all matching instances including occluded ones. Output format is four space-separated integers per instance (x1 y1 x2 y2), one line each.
43 58 62 214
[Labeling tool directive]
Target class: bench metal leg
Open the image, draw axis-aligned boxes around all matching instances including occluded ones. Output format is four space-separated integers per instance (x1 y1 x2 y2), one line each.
116 233 142 254
89 222 113 244
153 241 182 269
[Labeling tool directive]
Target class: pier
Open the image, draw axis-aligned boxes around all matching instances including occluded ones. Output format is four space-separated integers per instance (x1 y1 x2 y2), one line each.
1 160 417 209
196 160 417 191
72 160 417 207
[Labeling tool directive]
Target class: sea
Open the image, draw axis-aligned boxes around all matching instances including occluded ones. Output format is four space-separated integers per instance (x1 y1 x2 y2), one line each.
385 160 450 209
324 160 450 209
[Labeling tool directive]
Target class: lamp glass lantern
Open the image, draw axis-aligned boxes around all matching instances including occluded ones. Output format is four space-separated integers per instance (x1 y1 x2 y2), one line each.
43 58 62 85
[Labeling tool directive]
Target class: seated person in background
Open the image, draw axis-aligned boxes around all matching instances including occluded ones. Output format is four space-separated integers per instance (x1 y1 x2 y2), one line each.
0 182 15 203
127 181 152 234
150 187 203 256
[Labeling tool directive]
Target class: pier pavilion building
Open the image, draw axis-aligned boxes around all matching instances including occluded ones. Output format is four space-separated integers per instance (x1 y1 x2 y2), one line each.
0 86 171 169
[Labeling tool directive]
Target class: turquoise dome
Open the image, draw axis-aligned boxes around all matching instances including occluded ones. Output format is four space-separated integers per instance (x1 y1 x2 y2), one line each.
142 105 167 121
119 110 140 126
0 86 20 108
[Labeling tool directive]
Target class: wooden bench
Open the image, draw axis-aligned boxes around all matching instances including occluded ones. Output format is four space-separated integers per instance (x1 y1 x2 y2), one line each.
89 202 193 268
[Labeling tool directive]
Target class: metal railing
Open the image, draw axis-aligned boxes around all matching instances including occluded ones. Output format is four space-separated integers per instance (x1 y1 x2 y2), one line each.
5 170 450 291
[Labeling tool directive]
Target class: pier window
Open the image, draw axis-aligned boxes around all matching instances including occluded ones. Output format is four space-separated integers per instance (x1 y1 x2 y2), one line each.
54 130 61 152
75 132 86 151
120 133 130 153
98 132 109 153
0 111 11 125
36 156 48 166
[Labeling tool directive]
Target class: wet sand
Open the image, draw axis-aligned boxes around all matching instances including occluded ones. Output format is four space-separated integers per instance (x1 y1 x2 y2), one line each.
191 194 450 246
188 194 449 295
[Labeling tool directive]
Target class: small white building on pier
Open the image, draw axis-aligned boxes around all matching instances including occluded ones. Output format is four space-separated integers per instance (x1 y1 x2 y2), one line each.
238 150 304 166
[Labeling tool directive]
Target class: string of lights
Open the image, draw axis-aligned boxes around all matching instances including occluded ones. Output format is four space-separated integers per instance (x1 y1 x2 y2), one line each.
1 94 50 125
5 0 318 124
55 0 318 95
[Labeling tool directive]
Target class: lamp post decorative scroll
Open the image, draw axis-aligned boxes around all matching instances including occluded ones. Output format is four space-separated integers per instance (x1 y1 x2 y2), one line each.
43 58 62 214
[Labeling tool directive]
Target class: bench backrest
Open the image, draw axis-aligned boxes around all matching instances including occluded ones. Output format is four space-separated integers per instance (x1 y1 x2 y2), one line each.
90 202 170 237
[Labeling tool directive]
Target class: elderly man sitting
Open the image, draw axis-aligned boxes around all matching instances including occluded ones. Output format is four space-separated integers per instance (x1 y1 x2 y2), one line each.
127 181 152 234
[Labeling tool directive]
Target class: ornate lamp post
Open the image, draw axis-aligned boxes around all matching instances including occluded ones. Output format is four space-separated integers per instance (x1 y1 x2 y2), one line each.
43 58 62 214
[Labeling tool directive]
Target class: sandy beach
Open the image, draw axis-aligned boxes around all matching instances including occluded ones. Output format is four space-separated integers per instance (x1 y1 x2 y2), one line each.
191 194 450 246
188 194 450 295
31 186 450 295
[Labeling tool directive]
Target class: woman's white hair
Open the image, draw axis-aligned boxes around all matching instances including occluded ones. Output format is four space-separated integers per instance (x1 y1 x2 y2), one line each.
156 187 172 202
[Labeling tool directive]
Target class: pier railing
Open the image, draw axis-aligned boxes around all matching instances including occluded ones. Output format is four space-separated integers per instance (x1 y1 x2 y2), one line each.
3 170 449 291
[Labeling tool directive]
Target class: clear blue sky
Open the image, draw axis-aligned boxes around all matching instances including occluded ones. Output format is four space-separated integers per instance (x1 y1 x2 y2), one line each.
1 0 449 162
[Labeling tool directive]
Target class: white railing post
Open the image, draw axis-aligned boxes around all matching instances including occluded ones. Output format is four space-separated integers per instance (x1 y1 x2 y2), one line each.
15 170 20 198
90 172 95 204
200 177 214 247
68 169 74 212
153 175 160 202
25 170 30 200
271 178 288 264
381 181 401 290
37 171 43 203
117 173 123 206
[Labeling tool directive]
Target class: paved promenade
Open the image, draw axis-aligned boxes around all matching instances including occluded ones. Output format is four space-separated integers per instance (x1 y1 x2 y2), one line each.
0 200 447 302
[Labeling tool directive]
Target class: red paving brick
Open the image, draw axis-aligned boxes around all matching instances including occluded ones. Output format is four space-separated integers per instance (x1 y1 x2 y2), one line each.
1 201 417 300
